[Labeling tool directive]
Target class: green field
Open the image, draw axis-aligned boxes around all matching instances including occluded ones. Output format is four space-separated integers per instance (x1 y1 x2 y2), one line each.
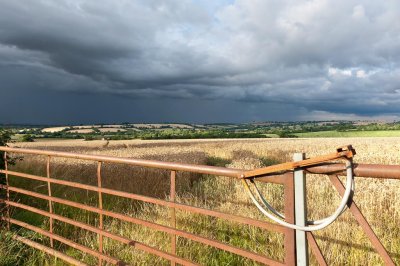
295 130 400 138
264 133 279 137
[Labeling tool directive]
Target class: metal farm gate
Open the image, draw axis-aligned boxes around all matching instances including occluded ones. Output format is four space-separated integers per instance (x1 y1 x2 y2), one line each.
0 146 399 265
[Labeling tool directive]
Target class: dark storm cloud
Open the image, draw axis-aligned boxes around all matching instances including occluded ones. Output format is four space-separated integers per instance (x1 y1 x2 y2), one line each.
0 0 399 123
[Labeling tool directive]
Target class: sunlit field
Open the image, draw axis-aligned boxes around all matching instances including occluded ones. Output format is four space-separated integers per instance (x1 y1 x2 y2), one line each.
1 138 399 265
295 130 400 138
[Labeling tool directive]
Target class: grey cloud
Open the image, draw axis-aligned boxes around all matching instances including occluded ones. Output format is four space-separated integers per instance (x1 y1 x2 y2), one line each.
0 0 399 123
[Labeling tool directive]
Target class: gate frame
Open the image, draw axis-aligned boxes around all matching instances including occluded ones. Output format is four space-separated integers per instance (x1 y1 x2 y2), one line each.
0 146 399 265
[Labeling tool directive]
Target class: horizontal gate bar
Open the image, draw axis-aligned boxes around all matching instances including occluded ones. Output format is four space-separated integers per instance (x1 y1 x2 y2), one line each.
256 163 400 182
1 199 198 266
306 163 400 179
1 186 284 265
0 169 285 233
5 217 125 265
0 147 244 178
11 234 88 266
2 147 399 180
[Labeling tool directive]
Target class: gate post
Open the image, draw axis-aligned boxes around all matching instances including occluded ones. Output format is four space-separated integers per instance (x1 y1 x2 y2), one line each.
294 153 309 266
284 172 296 266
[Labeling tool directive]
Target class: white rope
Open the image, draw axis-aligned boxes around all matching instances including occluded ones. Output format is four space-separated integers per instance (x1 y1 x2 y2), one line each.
242 159 354 231
250 171 354 225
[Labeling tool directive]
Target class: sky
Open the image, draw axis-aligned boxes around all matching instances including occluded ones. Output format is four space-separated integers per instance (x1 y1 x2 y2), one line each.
0 0 399 124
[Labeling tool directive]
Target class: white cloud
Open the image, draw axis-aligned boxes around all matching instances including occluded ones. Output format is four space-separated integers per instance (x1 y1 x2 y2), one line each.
352 5 366 19
356 70 367 78
302 111 400 121
328 67 352 77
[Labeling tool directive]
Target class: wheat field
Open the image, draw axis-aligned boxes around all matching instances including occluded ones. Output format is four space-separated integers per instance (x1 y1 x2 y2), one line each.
1 138 399 265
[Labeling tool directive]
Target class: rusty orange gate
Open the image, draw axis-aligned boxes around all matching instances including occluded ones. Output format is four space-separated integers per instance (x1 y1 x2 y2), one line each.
0 147 399 265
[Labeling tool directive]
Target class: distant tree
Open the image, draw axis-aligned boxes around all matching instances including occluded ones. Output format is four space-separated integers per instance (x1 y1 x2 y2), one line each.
21 134 34 142
277 131 298 138
1 129 12 187
0 129 10 147
84 135 95 141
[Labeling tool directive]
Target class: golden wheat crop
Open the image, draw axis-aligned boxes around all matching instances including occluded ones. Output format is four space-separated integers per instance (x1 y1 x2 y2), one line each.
3 138 400 265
